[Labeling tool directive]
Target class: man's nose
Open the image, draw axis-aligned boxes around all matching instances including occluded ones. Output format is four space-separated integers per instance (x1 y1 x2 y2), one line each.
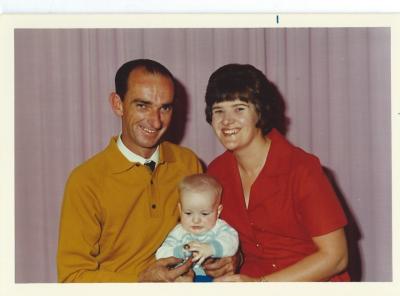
149 110 162 129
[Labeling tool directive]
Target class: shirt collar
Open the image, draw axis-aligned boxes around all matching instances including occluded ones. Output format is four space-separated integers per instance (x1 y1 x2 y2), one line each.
105 137 177 174
116 133 159 166
223 128 293 177
262 128 293 176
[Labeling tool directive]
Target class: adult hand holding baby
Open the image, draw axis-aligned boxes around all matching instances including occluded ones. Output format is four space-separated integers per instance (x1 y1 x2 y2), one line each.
138 256 193 282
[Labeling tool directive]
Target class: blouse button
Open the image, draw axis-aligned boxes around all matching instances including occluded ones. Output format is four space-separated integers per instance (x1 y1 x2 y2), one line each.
256 242 261 248
151 204 156 209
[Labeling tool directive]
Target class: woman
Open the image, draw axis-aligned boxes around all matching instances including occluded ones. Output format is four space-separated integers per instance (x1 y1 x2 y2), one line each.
205 64 349 281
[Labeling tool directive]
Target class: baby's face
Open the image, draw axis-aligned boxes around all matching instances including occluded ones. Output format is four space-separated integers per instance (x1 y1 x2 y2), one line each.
179 190 222 235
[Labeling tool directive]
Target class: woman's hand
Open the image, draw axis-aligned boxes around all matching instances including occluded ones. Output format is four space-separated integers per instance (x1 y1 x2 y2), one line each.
202 252 240 278
174 268 195 282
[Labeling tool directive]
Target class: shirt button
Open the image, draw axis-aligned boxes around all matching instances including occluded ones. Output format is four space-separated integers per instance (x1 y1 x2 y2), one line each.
151 204 156 209
256 243 261 248
272 263 277 269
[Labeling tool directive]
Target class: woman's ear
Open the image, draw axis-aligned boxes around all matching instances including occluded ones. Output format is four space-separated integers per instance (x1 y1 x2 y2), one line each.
109 92 123 117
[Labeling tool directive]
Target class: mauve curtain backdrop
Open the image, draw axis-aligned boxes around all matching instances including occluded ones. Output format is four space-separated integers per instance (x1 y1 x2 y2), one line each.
14 28 391 282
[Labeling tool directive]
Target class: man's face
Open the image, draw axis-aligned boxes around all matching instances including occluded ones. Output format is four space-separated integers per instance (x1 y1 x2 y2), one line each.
117 68 174 158
179 190 222 235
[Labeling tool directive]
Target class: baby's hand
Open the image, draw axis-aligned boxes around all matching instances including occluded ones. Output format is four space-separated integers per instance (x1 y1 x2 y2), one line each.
186 241 213 265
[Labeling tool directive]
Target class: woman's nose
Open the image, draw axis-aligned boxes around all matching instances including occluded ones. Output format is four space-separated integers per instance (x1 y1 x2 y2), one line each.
221 111 234 125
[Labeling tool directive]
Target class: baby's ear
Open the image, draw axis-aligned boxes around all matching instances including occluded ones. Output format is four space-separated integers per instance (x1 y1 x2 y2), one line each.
178 203 182 214
217 204 223 217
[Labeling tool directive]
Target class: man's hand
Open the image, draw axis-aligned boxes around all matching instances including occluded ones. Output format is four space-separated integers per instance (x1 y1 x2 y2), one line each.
202 251 241 278
138 257 193 282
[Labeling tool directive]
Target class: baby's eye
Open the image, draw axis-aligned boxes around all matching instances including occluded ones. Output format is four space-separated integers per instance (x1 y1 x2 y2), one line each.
184 212 192 216
201 212 210 216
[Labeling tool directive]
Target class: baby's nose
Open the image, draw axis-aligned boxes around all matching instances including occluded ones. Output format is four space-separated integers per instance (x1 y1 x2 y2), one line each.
192 215 201 223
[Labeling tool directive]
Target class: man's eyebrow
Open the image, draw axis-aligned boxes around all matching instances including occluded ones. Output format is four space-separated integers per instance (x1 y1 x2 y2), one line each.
132 99 151 105
131 99 173 108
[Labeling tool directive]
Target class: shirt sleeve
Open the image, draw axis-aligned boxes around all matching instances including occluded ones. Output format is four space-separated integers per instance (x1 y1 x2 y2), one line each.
209 220 239 258
155 225 188 259
295 156 347 237
57 172 137 283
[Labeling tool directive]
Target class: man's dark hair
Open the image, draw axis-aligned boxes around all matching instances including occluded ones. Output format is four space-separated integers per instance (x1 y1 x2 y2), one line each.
205 63 280 136
115 59 175 101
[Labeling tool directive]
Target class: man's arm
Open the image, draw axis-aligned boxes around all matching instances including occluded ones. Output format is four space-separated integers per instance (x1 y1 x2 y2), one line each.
57 172 139 282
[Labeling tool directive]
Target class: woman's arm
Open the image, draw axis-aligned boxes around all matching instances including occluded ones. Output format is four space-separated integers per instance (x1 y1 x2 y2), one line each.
261 228 348 281
214 228 348 282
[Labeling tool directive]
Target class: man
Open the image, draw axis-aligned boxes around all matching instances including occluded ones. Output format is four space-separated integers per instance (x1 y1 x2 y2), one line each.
57 59 204 282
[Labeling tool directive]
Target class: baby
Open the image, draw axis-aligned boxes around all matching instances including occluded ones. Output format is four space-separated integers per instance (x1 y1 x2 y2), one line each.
156 173 239 282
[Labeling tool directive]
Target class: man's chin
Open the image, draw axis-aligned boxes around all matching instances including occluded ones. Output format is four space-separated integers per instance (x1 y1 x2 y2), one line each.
137 139 162 151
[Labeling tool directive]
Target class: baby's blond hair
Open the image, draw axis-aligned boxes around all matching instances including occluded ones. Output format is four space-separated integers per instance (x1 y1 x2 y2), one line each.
179 174 222 204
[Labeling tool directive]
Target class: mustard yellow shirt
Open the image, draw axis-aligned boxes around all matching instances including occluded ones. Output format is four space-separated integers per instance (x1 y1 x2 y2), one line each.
57 138 202 282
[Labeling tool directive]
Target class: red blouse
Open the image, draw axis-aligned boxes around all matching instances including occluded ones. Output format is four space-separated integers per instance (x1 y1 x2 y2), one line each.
207 129 350 281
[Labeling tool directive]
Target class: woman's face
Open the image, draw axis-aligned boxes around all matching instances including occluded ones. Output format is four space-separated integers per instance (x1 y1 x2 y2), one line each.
211 99 262 152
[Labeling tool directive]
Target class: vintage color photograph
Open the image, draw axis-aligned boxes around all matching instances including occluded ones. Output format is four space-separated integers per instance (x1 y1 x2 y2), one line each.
1 13 398 296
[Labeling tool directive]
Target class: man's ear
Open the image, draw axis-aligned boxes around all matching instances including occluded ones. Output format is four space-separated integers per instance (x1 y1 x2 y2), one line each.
109 92 123 117
217 204 223 217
